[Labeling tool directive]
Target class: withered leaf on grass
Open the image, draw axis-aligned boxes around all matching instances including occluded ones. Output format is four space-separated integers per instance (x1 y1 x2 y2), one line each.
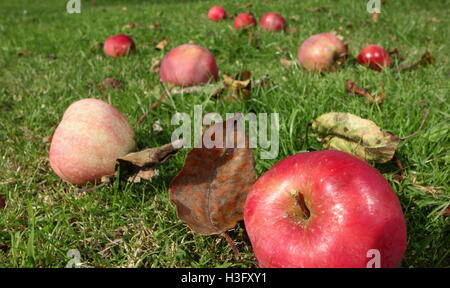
0 194 5 210
99 78 123 91
150 59 161 74
116 140 182 183
312 112 401 163
280 58 294 68
148 23 161 29
122 23 138 29
222 71 251 102
346 80 384 104
169 114 256 235
155 39 169 51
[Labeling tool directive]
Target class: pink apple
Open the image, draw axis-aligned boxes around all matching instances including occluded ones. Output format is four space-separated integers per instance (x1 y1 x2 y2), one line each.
259 12 286 32
297 32 348 71
160 44 219 87
234 13 257 30
49 98 135 185
103 34 135 58
208 6 227 21
244 150 407 268
357 44 391 71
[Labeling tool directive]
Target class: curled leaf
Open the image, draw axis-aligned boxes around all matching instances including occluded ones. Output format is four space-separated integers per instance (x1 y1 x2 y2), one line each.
155 39 169 51
312 112 401 163
122 23 138 29
346 79 384 104
116 140 182 182
169 114 256 235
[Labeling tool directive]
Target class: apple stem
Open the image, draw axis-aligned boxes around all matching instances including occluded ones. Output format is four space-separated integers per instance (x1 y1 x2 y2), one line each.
296 193 311 219
221 232 241 260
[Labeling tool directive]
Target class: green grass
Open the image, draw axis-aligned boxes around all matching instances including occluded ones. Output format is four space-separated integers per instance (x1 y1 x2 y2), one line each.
0 0 449 268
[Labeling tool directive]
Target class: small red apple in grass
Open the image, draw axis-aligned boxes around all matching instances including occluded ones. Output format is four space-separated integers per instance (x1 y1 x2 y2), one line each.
357 44 391 71
208 6 227 21
298 32 348 71
103 34 135 58
160 44 218 87
234 13 257 30
259 12 286 32
244 150 407 268
49 99 135 185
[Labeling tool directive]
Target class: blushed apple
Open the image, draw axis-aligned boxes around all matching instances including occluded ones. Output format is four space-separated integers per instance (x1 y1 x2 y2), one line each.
259 12 286 32
297 32 348 71
103 34 135 58
244 150 407 268
49 98 135 185
160 44 219 87
357 44 391 71
234 13 256 30
208 6 227 21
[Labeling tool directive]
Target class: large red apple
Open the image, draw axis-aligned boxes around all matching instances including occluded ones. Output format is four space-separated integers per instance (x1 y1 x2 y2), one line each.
49 98 135 185
259 12 286 32
208 6 227 21
234 13 256 30
244 150 407 268
357 44 391 71
103 34 135 58
297 32 348 71
160 44 219 87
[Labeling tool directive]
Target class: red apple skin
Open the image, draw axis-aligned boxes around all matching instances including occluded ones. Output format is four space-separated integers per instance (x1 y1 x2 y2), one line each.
49 99 135 185
357 45 391 71
234 13 257 30
160 44 219 87
208 6 227 21
103 34 135 58
259 12 286 32
297 32 348 71
244 150 407 268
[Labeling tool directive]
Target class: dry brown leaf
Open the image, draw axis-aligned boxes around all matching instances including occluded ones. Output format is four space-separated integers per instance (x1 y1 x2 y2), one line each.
169 114 256 235
43 134 53 144
116 141 182 182
0 194 5 210
312 112 401 163
287 27 298 34
346 79 384 105
290 15 300 21
123 23 138 29
223 72 251 102
371 13 380 22
280 58 294 68
148 23 161 29
17 51 32 56
150 59 161 74
99 78 123 91
395 52 435 71
155 39 169 51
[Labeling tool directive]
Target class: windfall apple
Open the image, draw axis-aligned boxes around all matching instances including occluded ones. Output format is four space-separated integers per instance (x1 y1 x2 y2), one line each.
49 98 135 185
244 150 407 268
103 34 135 58
298 32 348 71
234 13 257 30
357 44 391 71
160 44 219 87
259 12 286 32
208 6 227 21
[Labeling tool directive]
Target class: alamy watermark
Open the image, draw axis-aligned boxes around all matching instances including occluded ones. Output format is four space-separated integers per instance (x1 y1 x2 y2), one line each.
66 0 81 14
367 0 381 14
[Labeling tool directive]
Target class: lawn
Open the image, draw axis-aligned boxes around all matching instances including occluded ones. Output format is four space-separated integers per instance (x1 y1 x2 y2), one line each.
0 0 449 268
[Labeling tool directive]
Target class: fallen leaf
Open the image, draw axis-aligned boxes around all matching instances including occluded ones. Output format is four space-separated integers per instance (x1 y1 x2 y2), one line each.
223 73 251 102
0 194 5 209
410 176 443 195
426 18 440 24
17 51 32 56
289 15 300 21
155 39 169 51
150 59 161 74
122 23 138 29
346 79 384 104
121 6 128 11
99 78 123 91
287 27 298 34
280 58 294 68
395 52 435 71
371 13 380 23
116 140 182 182
153 120 163 134
43 134 53 144
148 23 161 29
440 206 450 216
90 41 103 51
169 114 256 235
311 112 401 163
